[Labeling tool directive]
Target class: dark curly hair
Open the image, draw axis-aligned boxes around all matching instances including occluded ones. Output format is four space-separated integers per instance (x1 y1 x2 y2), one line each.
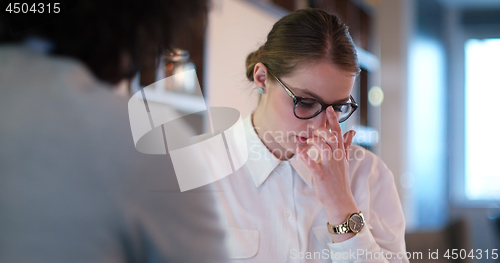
0 0 207 84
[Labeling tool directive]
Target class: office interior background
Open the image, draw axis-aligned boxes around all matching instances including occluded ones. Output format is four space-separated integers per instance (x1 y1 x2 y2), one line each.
125 0 500 261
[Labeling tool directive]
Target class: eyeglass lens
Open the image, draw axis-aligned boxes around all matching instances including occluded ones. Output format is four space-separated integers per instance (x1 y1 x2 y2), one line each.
294 99 353 122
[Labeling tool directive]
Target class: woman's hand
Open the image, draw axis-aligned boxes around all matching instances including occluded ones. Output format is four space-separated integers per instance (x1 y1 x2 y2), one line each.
296 106 358 242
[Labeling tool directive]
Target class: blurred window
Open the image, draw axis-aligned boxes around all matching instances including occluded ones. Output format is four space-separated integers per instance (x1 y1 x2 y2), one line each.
464 38 500 200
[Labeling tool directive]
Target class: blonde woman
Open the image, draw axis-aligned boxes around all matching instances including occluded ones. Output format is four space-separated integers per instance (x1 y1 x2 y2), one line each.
214 8 408 263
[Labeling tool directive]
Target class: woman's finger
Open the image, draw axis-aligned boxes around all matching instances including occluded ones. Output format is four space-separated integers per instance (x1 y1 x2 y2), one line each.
306 135 333 162
343 130 356 159
326 106 344 150
296 147 322 176
313 127 338 152
343 130 356 149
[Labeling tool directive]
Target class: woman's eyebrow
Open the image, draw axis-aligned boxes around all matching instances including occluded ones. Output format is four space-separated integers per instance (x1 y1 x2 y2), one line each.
294 87 350 104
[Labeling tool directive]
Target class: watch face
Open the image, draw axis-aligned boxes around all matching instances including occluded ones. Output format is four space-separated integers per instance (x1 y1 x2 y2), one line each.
348 214 364 233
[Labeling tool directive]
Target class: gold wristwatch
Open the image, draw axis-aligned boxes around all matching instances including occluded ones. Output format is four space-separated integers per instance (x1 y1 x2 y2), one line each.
327 212 365 234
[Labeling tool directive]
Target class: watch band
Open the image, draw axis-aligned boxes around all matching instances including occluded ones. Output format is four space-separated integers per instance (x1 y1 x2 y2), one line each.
327 212 364 234
327 221 350 234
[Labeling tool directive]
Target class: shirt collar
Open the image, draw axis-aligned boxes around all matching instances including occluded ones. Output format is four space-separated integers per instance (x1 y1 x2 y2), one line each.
242 112 314 188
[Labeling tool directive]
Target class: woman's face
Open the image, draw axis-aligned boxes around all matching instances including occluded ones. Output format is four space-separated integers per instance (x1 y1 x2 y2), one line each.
252 60 356 160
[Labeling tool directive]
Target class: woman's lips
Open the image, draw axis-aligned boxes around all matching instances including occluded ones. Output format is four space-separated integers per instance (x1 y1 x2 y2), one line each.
296 135 310 145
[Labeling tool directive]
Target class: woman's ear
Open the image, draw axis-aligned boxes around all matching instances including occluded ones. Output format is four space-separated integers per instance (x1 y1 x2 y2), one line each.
253 62 268 92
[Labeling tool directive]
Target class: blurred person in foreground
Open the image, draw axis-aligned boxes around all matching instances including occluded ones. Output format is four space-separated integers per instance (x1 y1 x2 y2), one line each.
0 1 228 262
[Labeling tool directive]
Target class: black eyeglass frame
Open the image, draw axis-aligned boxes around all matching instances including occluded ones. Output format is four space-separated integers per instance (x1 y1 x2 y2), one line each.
269 73 358 123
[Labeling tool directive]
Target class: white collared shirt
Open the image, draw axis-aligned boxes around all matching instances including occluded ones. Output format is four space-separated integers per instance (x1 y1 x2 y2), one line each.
213 112 408 263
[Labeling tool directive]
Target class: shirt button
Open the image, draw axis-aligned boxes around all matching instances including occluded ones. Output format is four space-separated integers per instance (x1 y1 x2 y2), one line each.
283 210 291 218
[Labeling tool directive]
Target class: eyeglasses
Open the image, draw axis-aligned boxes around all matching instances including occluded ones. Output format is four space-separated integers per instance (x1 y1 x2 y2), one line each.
270 73 358 123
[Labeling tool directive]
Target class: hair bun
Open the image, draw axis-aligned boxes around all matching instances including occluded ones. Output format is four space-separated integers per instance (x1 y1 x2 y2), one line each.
245 46 264 81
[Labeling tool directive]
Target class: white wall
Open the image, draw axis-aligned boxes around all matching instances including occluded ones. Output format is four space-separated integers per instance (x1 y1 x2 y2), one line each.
374 0 415 229
204 0 287 126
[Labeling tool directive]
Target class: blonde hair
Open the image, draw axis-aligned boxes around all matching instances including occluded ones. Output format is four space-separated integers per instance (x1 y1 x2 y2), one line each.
246 8 360 81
